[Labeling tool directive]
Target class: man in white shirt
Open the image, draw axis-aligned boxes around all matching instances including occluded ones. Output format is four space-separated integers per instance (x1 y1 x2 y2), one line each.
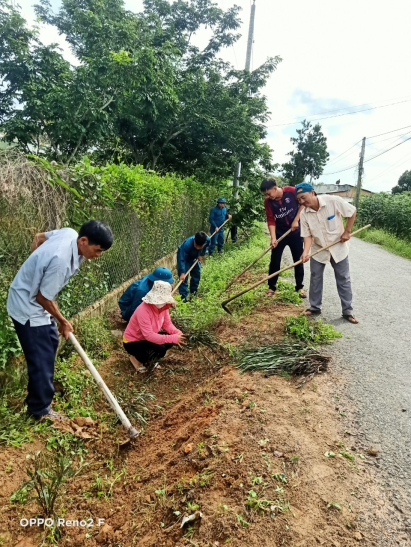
7 220 113 420
295 183 359 324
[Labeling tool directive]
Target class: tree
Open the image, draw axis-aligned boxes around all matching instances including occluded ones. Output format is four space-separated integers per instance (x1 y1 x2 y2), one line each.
0 0 281 179
281 120 329 186
392 170 411 194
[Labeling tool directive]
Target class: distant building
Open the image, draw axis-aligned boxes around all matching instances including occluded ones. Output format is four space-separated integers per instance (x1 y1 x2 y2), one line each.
312 183 373 203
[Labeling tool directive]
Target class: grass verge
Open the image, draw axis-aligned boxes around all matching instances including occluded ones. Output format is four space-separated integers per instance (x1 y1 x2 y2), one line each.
354 227 411 260
172 226 300 332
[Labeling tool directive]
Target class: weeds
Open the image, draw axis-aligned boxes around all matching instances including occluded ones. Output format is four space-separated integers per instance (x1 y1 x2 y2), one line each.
275 280 302 305
172 227 271 332
14 451 75 516
74 316 115 360
285 316 342 345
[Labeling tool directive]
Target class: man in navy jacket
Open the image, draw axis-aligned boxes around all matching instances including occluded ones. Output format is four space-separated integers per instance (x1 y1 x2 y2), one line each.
208 197 232 255
261 178 306 298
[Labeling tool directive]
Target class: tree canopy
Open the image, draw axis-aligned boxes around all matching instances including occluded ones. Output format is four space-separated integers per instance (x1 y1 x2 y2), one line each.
392 170 411 194
281 120 329 186
0 0 281 183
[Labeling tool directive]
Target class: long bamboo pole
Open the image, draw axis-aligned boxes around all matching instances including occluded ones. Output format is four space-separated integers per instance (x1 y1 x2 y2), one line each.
221 225 371 314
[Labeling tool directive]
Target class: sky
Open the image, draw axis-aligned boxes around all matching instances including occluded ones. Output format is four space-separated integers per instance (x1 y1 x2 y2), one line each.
16 0 411 192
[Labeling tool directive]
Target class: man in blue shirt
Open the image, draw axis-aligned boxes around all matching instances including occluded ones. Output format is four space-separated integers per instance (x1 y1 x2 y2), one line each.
177 232 210 301
7 220 113 421
118 267 174 322
208 197 232 255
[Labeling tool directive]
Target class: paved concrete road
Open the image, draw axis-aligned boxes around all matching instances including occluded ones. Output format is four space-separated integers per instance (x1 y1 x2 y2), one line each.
304 237 411 539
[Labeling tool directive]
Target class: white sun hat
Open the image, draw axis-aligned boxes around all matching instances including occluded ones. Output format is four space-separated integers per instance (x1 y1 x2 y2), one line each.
142 280 177 308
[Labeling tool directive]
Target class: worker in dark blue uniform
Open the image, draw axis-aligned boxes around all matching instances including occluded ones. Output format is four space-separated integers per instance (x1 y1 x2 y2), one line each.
177 232 210 301
208 197 232 255
118 267 174 322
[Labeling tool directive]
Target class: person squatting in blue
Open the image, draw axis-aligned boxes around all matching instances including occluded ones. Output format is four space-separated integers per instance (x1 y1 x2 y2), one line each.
177 232 210 302
118 267 174 322
208 197 232 255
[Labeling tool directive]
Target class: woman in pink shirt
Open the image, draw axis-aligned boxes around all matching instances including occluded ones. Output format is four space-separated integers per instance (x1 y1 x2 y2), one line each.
123 281 185 372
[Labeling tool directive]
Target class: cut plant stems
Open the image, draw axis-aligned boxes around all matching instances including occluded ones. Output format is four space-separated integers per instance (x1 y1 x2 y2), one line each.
237 341 330 377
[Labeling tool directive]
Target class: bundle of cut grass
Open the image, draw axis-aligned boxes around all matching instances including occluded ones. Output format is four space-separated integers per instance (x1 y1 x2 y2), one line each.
172 317 218 349
237 341 329 376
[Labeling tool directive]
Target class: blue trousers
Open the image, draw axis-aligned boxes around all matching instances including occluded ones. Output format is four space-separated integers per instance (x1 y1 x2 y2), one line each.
209 225 225 254
178 261 201 300
12 319 59 417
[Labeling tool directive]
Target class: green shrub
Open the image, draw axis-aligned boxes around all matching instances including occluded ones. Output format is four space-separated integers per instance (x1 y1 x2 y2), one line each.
357 192 411 241
285 316 342 345
0 270 21 369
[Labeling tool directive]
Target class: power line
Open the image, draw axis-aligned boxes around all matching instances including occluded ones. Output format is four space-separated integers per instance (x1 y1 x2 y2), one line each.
323 135 411 176
327 140 362 165
367 130 411 146
367 124 411 139
267 98 411 128
365 151 411 184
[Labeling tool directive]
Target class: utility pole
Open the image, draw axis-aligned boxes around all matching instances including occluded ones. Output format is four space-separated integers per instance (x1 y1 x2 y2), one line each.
231 1 256 240
354 137 366 209
245 0 256 71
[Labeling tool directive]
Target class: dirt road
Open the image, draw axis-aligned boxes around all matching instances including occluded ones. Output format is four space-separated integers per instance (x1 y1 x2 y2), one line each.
304 237 411 541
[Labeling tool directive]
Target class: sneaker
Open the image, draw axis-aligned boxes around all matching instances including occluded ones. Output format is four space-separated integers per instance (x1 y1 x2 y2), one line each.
40 409 69 422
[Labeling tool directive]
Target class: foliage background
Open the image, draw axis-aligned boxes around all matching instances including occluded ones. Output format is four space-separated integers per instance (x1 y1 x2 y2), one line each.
0 152 222 367
357 192 411 241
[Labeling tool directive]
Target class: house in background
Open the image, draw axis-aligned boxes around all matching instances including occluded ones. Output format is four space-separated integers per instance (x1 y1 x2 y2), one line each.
312 182 373 203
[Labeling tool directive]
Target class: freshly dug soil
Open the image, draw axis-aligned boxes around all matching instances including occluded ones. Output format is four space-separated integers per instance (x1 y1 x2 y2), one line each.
0 302 397 546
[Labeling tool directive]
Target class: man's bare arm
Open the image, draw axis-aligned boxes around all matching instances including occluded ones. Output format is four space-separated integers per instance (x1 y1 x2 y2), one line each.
341 211 357 242
268 225 278 248
30 232 47 254
36 291 73 339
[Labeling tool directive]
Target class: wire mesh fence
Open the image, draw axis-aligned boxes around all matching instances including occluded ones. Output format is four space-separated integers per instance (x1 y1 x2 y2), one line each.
0 154 214 321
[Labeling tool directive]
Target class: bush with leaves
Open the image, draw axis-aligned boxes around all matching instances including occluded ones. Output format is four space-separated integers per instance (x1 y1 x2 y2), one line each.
357 192 411 241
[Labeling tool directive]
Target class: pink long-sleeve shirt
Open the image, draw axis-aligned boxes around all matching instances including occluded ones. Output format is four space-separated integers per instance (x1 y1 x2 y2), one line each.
123 302 181 344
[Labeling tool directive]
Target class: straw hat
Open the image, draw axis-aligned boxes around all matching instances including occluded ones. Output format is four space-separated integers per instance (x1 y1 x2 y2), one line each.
142 280 177 308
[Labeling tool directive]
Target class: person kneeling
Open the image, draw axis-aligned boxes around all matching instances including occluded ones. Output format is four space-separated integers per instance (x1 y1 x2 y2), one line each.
123 280 185 372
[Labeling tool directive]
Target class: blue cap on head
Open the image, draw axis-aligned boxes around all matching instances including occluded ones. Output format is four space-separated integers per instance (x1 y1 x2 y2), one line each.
217 197 226 204
295 182 314 195
148 267 174 284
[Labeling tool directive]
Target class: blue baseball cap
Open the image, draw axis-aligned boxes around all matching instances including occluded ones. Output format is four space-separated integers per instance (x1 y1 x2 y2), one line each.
217 197 227 203
295 182 314 195
148 267 174 284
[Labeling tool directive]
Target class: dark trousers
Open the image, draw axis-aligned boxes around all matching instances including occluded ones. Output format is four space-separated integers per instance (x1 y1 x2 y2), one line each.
268 234 304 291
178 261 201 301
12 319 59 418
230 225 238 242
209 226 225 254
123 340 174 365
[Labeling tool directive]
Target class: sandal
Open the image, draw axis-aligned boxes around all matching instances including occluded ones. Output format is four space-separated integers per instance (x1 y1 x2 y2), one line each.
297 289 307 299
265 289 275 297
343 315 359 324
302 309 321 316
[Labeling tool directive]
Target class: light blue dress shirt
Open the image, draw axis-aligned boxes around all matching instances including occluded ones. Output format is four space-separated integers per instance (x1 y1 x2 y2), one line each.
7 228 84 326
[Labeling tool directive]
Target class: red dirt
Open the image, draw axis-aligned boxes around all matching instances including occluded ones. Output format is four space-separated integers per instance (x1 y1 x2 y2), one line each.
0 301 400 546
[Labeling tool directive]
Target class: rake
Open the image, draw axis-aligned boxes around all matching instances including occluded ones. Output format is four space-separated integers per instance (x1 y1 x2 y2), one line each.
221 225 371 314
